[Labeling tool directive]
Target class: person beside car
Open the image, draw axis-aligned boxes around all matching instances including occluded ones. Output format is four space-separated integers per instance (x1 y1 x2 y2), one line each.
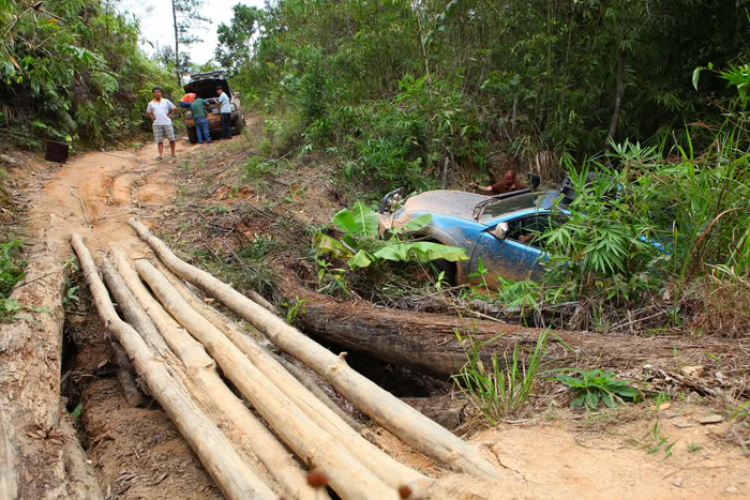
146 86 177 160
180 92 196 109
190 97 211 145
217 87 231 140
470 170 525 195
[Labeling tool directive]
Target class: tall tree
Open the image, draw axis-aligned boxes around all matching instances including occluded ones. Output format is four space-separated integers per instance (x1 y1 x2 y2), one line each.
157 44 191 75
215 5 260 75
170 0 209 87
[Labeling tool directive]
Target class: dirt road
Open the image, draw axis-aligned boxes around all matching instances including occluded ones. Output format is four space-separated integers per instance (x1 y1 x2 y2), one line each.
15 136 750 499
28 144 185 260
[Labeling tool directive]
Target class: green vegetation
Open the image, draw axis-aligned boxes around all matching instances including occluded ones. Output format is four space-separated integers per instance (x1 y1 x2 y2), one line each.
224 0 748 192
453 328 549 423
642 420 677 460
215 0 750 336
0 240 26 320
556 369 640 410
314 201 467 270
0 240 25 297
1 0 175 148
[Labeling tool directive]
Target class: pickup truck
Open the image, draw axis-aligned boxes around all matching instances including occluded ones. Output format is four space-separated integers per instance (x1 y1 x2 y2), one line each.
182 71 246 143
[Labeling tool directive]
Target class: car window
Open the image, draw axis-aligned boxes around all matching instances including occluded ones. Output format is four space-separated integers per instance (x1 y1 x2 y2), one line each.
507 213 568 248
478 193 542 221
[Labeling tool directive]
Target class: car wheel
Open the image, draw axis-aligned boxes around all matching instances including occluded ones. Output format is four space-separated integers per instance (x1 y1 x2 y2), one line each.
186 126 198 144
232 115 245 135
431 259 457 287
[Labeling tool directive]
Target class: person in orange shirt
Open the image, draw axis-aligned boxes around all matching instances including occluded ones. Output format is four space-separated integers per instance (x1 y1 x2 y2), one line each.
470 170 525 195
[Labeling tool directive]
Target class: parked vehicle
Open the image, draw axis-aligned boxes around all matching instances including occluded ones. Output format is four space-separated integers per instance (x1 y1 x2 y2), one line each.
181 71 245 143
377 183 567 287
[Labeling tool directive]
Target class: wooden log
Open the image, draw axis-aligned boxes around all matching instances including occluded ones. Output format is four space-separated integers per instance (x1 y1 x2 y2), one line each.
146 258 426 490
284 284 712 379
129 217 501 481
71 234 276 500
0 242 103 500
110 249 323 500
100 255 280 493
0 407 18 499
133 258 404 500
101 256 170 357
272 353 364 433
110 339 146 407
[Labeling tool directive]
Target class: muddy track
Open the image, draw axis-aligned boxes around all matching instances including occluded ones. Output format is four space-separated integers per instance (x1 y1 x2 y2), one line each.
23 141 226 499
28 146 186 260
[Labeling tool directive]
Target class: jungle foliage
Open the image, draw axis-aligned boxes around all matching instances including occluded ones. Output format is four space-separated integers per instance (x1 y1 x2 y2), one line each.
227 0 750 192
0 0 175 148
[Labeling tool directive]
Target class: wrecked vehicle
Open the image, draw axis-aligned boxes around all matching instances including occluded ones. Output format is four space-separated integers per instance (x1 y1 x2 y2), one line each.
378 183 568 287
182 71 246 143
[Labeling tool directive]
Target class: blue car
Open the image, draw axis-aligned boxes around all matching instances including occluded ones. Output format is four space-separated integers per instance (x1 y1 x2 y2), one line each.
377 188 567 287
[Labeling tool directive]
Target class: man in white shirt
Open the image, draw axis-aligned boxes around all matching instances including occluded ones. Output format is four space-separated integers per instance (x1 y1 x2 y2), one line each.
146 87 177 160
216 87 232 140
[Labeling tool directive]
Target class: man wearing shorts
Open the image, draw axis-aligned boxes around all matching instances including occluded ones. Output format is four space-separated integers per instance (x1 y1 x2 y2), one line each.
146 87 177 160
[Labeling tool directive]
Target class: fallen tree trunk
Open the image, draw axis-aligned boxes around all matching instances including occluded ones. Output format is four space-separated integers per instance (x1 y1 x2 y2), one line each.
71 234 276 500
135 258 410 499
109 339 146 407
129 217 501 481
0 241 103 500
110 249 323 500
279 279 729 379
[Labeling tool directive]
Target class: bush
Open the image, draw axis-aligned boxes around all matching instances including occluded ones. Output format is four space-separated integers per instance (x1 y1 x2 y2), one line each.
0 240 25 299
539 132 750 332
0 0 175 148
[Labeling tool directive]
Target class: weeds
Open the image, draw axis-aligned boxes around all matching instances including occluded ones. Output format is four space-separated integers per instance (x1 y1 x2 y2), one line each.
556 369 640 410
282 296 308 324
0 240 26 298
314 200 467 271
0 239 27 321
637 420 677 461
453 327 549 423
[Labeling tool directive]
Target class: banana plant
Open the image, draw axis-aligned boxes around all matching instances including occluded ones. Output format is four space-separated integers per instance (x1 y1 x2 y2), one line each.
315 201 467 269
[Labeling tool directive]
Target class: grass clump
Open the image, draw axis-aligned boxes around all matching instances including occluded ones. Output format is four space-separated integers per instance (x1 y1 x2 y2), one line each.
453 327 549 423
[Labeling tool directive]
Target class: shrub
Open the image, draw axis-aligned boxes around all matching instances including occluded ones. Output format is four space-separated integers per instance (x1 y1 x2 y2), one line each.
453 327 549 423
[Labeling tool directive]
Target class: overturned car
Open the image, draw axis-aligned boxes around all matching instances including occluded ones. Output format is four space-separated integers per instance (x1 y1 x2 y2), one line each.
377 180 569 287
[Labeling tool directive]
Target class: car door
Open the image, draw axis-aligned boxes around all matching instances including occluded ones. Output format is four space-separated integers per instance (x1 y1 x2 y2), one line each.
467 212 559 286
468 231 543 286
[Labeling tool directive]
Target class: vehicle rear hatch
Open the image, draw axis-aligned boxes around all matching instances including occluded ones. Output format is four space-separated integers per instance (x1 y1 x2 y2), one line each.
184 78 231 99
183 75 232 122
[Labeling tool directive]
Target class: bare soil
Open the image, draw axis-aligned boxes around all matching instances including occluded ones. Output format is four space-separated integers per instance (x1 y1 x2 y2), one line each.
8 121 750 499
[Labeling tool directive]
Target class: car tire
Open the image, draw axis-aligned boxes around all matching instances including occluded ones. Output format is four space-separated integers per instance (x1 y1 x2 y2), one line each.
431 259 457 287
232 115 245 135
186 126 198 144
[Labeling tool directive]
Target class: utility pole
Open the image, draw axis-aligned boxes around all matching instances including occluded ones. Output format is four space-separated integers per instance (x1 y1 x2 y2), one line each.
171 0 180 88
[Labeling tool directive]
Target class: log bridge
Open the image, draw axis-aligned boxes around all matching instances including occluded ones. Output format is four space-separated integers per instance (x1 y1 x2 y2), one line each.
53 218 508 499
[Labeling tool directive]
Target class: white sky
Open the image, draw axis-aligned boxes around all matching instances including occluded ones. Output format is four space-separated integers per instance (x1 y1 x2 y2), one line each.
120 0 265 65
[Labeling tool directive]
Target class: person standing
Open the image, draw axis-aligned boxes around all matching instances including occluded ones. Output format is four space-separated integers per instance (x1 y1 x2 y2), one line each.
217 86 232 140
146 87 177 160
190 97 211 144
470 170 525 195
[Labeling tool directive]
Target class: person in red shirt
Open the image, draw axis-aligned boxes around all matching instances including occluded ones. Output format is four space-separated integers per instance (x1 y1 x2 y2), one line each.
470 170 525 195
